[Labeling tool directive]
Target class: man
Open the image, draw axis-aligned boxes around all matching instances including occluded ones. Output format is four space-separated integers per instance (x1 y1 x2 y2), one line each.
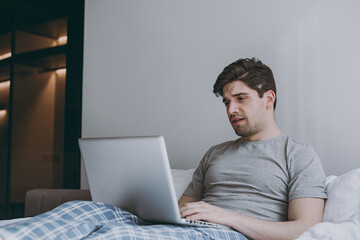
178 58 327 240
0 58 325 240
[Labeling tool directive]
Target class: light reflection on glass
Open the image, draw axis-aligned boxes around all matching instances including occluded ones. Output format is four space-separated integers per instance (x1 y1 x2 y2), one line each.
0 52 11 61
57 36 67 45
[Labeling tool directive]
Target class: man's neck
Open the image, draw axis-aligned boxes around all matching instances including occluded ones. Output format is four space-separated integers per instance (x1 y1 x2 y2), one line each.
241 122 282 142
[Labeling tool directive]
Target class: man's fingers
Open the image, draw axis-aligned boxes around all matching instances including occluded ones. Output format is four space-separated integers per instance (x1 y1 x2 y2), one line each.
180 201 210 218
180 206 201 218
181 208 206 220
180 201 206 210
185 213 204 221
179 201 232 227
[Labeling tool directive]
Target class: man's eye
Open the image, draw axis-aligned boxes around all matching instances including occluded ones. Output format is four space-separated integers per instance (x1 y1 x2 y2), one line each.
238 97 245 101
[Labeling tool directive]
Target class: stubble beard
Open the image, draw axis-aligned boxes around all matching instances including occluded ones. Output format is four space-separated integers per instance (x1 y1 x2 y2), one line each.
233 118 265 138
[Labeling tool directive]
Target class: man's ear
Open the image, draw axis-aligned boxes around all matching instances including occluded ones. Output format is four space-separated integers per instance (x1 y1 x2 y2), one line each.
265 90 276 109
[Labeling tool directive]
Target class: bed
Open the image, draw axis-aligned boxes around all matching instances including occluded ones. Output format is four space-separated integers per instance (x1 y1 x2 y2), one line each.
0 168 359 239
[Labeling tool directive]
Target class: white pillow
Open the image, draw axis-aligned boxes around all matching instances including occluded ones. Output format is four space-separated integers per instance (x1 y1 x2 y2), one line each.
171 169 195 200
323 168 360 223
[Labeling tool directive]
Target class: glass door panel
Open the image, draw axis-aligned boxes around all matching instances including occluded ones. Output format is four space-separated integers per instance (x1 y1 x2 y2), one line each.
0 0 12 219
9 60 66 209
7 0 68 216
0 20 12 219
0 0 82 219
0 66 10 220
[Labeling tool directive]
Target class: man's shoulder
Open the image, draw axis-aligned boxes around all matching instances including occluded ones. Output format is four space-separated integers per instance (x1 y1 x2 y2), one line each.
283 136 321 169
284 135 315 153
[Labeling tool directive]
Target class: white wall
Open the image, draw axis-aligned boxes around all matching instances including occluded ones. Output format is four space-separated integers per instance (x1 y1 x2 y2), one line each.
82 0 360 187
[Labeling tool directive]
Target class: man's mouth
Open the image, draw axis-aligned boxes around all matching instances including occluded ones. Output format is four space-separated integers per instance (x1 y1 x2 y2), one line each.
232 117 245 125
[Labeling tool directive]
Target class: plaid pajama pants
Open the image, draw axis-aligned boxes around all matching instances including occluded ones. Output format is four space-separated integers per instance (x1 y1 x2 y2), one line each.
0 201 248 240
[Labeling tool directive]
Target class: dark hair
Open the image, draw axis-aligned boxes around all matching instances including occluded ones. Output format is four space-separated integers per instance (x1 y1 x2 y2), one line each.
213 58 277 110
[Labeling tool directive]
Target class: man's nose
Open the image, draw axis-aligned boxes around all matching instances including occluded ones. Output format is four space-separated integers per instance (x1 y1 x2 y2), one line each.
227 102 239 115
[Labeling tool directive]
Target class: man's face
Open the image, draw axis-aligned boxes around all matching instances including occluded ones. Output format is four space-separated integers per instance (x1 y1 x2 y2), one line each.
222 81 268 139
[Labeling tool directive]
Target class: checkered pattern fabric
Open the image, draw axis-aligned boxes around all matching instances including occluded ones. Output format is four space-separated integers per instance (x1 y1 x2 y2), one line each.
0 201 248 240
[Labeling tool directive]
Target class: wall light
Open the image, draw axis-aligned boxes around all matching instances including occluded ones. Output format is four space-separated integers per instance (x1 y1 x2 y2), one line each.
0 52 11 61
56 68 67 75
38 67 66 74
0 109 7 117
57 36 68 45
0 80 10 89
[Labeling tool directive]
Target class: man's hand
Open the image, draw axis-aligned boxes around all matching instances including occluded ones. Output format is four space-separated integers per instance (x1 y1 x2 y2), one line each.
179 201 235 227
178 194 325 240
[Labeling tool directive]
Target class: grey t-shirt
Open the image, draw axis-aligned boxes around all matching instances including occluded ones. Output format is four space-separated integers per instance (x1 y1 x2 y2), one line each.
184 134 327 221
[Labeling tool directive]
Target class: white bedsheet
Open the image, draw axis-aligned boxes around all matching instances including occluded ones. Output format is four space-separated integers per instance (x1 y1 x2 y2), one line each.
297 211 360 240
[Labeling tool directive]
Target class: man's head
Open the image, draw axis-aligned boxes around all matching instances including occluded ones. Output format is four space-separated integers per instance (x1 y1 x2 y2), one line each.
213 58 278 139
213 58 277 110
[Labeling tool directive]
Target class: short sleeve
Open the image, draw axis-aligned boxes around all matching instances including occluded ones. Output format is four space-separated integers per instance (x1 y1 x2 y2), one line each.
288 146 327 201
183 147 214 200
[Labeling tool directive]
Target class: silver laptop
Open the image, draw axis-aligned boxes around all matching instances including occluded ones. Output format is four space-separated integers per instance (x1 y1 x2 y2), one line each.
78 136 228 229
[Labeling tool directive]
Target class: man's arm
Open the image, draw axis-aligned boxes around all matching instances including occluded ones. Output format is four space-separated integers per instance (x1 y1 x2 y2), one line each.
178 194 198 209
180 197 325 240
